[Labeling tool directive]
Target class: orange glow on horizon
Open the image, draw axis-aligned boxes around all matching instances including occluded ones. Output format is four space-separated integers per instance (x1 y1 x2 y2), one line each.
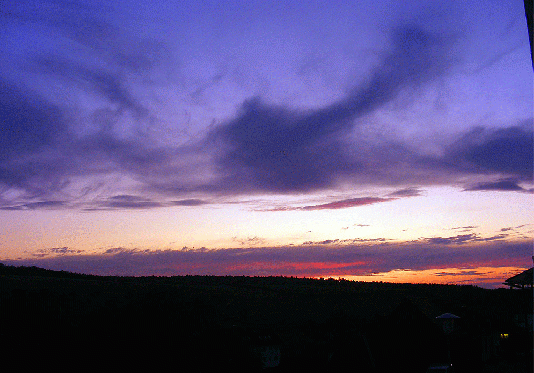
157 260 528 289
335 266 528 288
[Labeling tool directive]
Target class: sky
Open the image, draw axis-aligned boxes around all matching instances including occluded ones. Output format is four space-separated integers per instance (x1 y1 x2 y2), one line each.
0 0 532 288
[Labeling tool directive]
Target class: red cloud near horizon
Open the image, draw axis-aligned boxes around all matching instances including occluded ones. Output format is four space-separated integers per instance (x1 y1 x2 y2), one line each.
5 236 532 288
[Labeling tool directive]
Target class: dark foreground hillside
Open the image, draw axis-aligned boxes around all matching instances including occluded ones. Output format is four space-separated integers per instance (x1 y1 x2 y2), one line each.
0 264 531 372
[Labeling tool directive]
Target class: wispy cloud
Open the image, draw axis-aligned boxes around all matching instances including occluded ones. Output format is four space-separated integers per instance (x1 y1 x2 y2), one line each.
34 56 149 118
424 233 508 245
232 236 267 247
0 200 66 211
87 195 163 210
255 187 426 212
450 226 478 230
31 247 85 258
434 269 486 277
85 196 211 210
263 197 395 211
302 197 396 210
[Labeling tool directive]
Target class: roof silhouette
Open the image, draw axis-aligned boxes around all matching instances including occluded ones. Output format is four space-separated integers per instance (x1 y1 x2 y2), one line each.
503 267 533 289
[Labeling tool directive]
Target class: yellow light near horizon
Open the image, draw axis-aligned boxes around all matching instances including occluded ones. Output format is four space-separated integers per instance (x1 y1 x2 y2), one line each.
336 266 528 288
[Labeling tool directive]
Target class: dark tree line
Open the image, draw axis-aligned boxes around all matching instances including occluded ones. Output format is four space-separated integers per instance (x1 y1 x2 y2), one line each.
0 264 531 372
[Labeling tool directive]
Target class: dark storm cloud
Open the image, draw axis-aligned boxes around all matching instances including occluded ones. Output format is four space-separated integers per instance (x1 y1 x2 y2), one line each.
5 238 531 279
207 26 453 193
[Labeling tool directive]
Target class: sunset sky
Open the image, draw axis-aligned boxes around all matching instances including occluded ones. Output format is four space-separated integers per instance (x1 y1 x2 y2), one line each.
1 0 532 288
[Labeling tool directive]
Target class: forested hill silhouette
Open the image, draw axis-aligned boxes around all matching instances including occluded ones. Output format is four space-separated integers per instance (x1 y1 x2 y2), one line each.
0 263 531 372
0 262 99 279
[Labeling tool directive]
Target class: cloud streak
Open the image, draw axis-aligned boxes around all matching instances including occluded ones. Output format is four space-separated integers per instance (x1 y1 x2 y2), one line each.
423 233 508 245
262 197 395 212
464 178 532 192
5 237 530 282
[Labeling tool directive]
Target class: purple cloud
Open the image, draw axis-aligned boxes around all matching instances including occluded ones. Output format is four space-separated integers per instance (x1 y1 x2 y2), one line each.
35 56 149 118
170 199 208 207
3 238 530 281
0 200 66 211
464 178 528 192
424 233 508 245
0 80 70 196
0 1 530 209
301 197 395 210
85 196 209 210
89 195 163 210
32 247 85 258
206 26 453 194
264 197 395 211
388 187 423 197
449 124 533 181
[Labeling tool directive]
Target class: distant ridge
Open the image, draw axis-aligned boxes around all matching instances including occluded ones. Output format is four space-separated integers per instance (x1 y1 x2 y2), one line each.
0 262 487 288
0 262 98 280
0 262 478 288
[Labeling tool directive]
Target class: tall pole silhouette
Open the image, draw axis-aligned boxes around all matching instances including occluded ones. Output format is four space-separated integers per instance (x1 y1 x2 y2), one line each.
525 0 533 67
